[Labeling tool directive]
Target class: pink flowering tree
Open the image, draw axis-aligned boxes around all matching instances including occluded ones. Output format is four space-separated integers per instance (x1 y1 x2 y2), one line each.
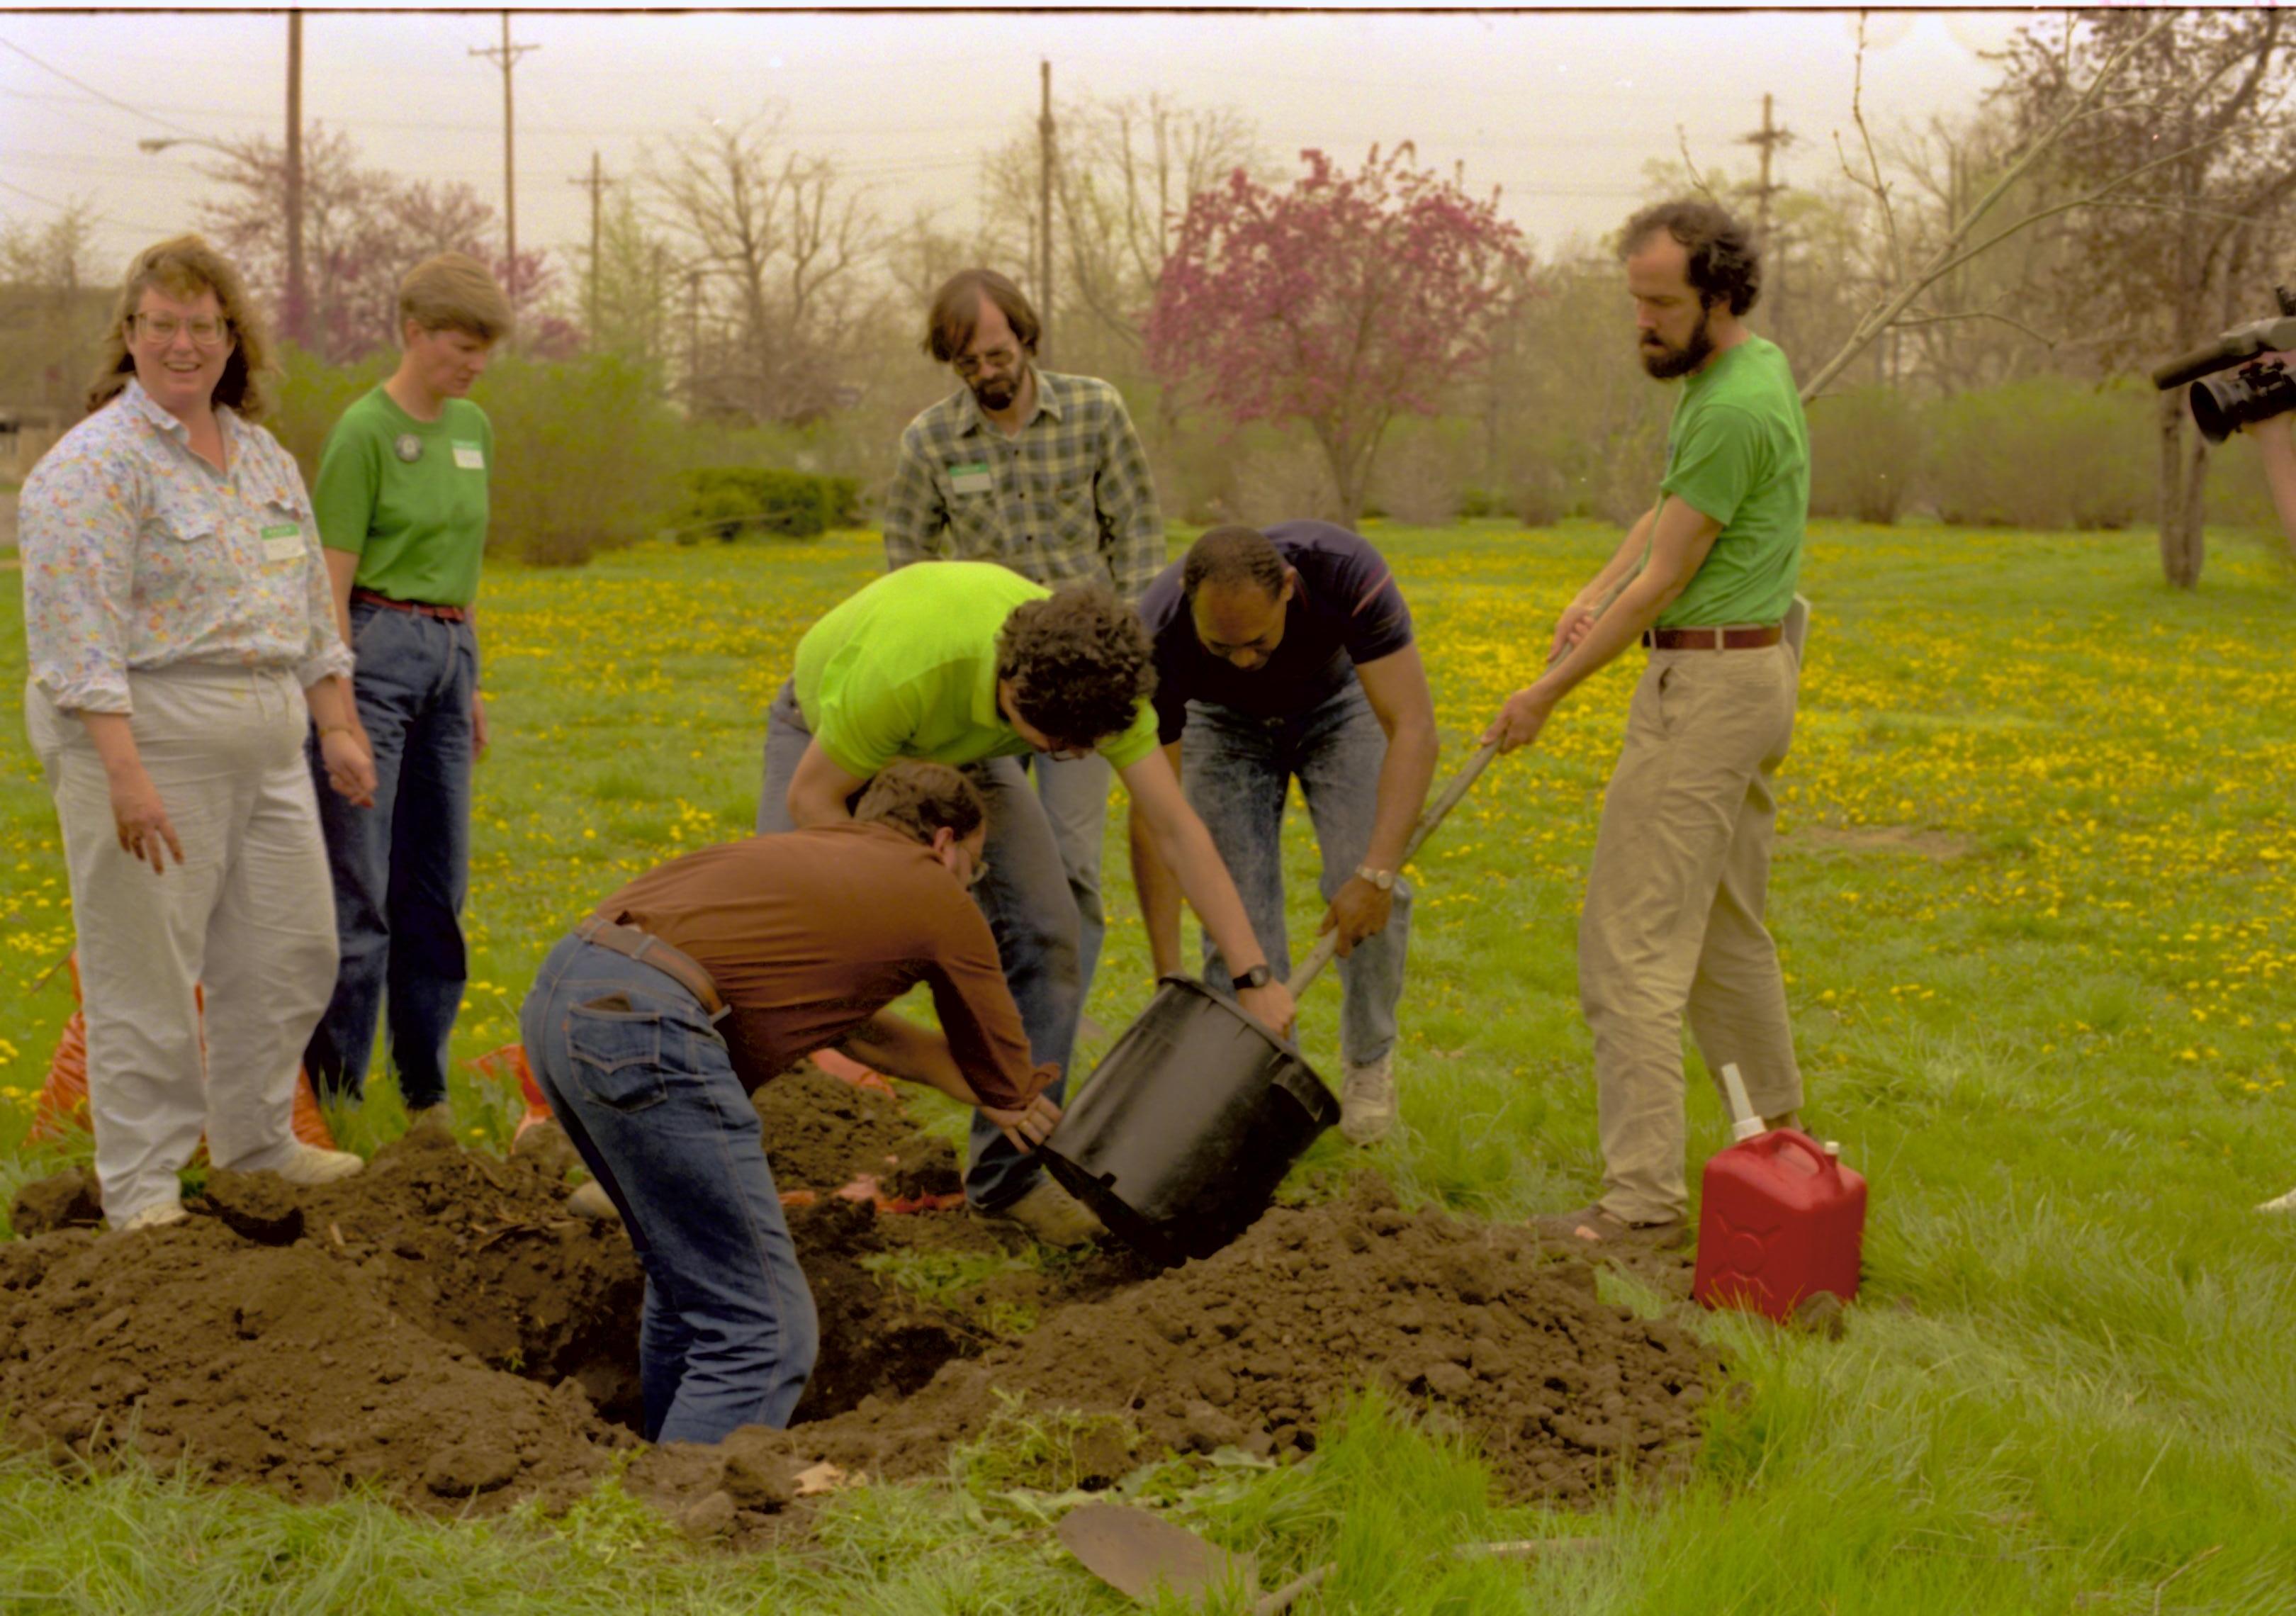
1145 144 1529 524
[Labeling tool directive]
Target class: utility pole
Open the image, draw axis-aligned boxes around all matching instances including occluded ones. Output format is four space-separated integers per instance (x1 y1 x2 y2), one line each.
284 13 306 349
471 13 539 301
1739 93 1794 342
570 150 611 340
1038 58 1054 364
687 268 704 408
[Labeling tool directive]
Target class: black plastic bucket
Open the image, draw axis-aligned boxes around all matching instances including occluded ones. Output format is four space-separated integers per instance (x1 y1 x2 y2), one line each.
1038 975 1341 1265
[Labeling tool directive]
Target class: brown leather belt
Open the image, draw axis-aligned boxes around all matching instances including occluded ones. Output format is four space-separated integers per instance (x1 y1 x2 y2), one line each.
573 915 728 1021
1642 624 1783 651
353 587 471 624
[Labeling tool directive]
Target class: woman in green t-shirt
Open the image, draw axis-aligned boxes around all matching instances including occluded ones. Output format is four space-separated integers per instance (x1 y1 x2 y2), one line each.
303 253 509 1128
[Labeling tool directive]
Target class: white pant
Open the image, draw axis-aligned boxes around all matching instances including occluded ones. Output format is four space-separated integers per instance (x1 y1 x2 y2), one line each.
27 666 339 1222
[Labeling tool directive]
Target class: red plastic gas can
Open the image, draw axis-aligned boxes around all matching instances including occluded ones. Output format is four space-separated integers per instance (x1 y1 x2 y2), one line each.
1692 1129 1866 1322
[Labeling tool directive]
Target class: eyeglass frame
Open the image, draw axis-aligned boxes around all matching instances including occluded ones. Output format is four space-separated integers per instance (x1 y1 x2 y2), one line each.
950 344 1021 380
129 312 235 349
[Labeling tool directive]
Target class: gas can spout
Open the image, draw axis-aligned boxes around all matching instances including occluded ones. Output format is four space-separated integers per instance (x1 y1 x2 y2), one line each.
1718 1063 1765 1143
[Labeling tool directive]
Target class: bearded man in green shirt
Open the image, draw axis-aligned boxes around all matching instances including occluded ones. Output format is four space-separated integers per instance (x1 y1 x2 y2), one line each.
1486 201 1808 1250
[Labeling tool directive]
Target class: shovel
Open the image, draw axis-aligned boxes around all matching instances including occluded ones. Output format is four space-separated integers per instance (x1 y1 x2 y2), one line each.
1283 736 1499 998
1058 1502 1333 1613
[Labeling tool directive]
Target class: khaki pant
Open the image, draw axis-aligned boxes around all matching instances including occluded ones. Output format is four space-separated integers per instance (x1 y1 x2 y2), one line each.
1579 642 1803 1223
27 666 339 1224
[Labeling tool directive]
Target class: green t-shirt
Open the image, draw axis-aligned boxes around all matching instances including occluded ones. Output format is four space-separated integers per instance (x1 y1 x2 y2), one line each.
794 561 1160 779
313 386 494 607
1655 336 1808 629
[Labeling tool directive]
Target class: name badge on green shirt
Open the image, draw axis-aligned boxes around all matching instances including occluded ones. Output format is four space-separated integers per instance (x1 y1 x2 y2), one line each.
452 440 486 471
949 461 993 495
259 522 303 562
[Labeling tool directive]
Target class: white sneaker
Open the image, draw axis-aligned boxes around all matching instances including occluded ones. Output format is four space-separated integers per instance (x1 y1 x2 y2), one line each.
113 1202 186 1233
1339 1054 1396 1145
270 1143 366 1186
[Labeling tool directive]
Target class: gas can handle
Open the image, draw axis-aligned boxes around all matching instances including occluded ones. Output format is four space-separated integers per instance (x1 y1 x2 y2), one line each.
1766 1129 1838 1179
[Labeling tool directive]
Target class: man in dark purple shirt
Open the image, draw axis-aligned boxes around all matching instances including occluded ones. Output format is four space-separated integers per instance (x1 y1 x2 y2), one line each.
1129 522 1439 1143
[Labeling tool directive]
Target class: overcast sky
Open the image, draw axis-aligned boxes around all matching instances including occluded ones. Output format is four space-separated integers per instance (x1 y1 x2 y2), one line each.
4 8 2032 284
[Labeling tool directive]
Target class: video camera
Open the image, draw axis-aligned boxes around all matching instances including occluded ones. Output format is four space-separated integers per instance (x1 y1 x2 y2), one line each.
2151 286 2296 444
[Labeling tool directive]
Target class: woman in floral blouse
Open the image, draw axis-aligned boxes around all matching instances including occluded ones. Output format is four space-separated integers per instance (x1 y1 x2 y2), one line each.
19 235 376 1231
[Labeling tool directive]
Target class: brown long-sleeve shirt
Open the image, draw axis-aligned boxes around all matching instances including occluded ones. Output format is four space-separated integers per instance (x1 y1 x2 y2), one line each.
592 821 1040 1110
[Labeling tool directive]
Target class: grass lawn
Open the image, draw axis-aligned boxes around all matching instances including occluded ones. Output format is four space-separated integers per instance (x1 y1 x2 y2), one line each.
0 519 2290 1612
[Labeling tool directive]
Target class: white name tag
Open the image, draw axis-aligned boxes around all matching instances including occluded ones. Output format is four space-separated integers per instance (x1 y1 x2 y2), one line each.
453 442 486 471
259 522 304 563
949 460 993 495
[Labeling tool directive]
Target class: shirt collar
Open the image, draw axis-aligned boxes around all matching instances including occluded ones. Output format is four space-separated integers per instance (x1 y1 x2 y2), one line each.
120 375 247 453
954 366 1061 437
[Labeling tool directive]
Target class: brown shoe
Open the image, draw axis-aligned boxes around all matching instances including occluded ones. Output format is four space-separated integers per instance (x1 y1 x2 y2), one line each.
1532 1203 1689 1251
566 1181 622 1223
980 1178 1104 1247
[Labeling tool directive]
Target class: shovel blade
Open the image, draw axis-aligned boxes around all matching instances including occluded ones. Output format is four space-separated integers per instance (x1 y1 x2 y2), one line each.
1057 1503 1259 1604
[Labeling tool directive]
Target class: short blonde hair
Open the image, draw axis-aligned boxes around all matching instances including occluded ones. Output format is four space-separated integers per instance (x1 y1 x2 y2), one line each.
398 252 512 343
89 234 276 419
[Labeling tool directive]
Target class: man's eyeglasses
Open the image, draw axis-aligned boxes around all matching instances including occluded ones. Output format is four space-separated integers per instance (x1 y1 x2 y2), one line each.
132 313 232 349
952 346 1018 379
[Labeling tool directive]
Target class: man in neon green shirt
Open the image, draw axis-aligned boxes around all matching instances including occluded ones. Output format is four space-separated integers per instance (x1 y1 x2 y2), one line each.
305 253 507 1128
758 561 1295 1243
1486 201 1807 1249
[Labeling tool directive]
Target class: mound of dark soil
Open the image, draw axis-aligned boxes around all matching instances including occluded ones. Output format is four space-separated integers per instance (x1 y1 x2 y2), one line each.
0 1077 1723 1524
651 1178 1718 1509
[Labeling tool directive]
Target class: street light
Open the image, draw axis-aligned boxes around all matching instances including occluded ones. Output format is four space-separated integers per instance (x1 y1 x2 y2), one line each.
135 136 244 158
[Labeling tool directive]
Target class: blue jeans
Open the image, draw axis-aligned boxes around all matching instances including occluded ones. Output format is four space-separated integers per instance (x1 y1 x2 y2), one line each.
1031 751 1111 1012
521 935 818 1444
756 681 1080 1211
305 601 474 1110
1185 675 1409 1067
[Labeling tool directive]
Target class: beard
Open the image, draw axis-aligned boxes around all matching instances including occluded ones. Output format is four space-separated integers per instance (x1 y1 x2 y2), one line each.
969 369 1023 411
1639 306 1716 379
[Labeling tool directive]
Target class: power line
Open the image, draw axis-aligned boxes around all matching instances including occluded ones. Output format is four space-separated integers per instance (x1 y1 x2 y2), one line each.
0 36 205 138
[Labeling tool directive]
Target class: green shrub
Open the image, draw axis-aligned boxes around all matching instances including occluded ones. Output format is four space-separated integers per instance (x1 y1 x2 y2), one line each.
1808 386 1925 524
266 343 390 490
478 352 684 566
670 466 861 543
266 346 682 567
1928 378 2154 530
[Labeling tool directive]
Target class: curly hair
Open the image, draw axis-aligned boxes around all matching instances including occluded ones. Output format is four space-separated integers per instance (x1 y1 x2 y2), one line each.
88 234 278 419
1181 525 1288 601
853 760 985 846
996 586 1155 748
1619 199 1762 317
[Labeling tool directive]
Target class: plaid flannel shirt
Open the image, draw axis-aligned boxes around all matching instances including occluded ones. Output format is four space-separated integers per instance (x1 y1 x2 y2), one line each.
880 369 1164 605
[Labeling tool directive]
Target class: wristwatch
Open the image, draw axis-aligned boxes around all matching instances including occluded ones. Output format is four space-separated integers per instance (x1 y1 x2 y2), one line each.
1229 963 1273 992
1354 865 1397 891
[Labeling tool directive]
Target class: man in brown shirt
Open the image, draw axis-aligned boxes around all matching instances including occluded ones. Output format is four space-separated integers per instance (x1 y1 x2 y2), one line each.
518 762 1059 1447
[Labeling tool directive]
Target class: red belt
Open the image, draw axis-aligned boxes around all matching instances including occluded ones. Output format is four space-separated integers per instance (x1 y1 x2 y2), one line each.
574 916 728 1021
1642 624 1783 651
353 588 471 624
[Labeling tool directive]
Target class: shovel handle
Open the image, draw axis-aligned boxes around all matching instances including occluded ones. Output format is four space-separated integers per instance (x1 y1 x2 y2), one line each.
1283 589 1599 1001
1285 739 1500 998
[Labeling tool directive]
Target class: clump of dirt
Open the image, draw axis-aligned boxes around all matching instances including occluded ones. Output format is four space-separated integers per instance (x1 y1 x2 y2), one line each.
0 1133 648 1512
757 1067 961 1199
11 1169 103 1236
673 1177 1718 1508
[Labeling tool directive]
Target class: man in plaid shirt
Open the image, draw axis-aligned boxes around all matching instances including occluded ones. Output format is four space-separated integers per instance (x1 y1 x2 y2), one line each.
882 269 1164 1014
